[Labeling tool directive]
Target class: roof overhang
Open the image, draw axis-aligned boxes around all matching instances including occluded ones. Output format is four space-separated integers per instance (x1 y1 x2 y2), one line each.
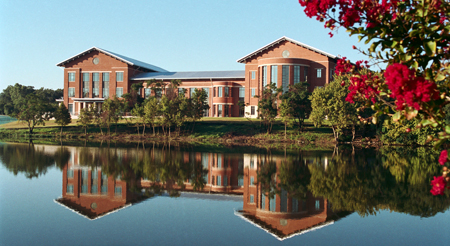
70 98 106 102
236 36 337 63
131 70 245 81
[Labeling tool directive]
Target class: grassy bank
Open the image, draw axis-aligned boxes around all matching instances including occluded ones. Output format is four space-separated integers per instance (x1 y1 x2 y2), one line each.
0 117 335 147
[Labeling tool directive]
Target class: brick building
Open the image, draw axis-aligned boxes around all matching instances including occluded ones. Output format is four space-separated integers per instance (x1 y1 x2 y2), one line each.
57 37 338 118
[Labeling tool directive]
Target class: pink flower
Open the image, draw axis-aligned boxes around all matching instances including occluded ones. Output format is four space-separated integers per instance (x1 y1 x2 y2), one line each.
439 150 448 165
430 176 447 196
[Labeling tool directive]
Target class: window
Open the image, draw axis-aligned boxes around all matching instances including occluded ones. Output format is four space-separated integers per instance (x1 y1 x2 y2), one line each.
91 169 98 194
115 186 122 196
224 175 228 186
282 65 289 94
224 87 229 97
217 176 221 186
155 88 162 98
238 88 245 98
217 154 222 168
317 68 322 78
67 185 74 194
203 88 209 98
271 65 278 85
101 174 108 194
304 67 308 82
68 72 75 82
270 197 276 211
67 169 74 178
178 88 185 95
218 87 223 97
116 88 123 98
145 88 152 98
68 104 73 115
250 195 254 203
250 160 254 169
251 71 256 80
190 88 196 98
294 66 300 84
330 68 335 79
82 73 89 98
93 73 99 98
292 198 299 212
250 176 254 186
212 176 215 185
116 72 124 82
68 88 75 97
103 73 109 98
315 200 321 210
224 105 229 117
218 104 222 117
251 88 255 97
262 66 267 87
251 106 255 115
238 177 244 186
81 170 88 194
262 193 266 210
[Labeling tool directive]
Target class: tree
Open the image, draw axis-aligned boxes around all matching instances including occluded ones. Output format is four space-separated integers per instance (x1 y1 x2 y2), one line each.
309 74 359 141
102 96 122 135
78 107 93 136
91 104 104 135
54 103 72 137
279 98 294 140
17 93 55 136
131 103 146 136
190 88 209 132
144 97 161 136
257 83 282 134
281 81 311 131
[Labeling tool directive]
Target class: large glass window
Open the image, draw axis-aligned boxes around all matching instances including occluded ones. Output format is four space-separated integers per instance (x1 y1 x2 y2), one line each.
155 88 162 98
115 186 122 196
224 175 228 186
68 104 73 115
82 73 89 98
218 87 223 97
91 169 98 194
251 88 255 97
315 200 320 210
67 169 74 178
178 88 185 95
145 88 151 98
68 88 75 97
116 72 124 82
317 68 322 78
93 73 99 98
224 87 229 97
81 169 88 194
250 194 254 203
217 176 221 186
224 105 229 117
190 88 196 98
282 65 289 94
250 176 254 186
67 184 74 194
251 71 256 80
251 106 255 115
68 72 75 82
116 88 123 98
203 88 209 98
271 65 278 86
269 196 276 212
292 198 299 212
294 66 300 84
239 87 245 98
218 105 222 117
262 66 267 87
103 73 109 98
101 174 108 194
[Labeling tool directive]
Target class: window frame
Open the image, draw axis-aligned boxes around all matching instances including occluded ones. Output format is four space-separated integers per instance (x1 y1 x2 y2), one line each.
116 72 124 82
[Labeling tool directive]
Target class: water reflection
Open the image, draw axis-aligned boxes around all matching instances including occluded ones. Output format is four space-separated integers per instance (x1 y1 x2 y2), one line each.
1 143 449 239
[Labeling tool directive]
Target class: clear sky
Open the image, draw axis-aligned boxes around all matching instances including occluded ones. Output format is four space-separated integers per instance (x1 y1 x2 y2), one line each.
0 0 369 93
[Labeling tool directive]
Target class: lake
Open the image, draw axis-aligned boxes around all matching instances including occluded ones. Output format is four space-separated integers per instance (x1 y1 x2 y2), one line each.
0 142 448 245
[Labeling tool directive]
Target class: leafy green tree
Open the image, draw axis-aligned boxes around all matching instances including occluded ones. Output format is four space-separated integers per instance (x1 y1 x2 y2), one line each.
102 96 123 135
17 93 55 136
131 103 146 136
190 88 209 132
257 83 282 134
78 107 93 136
310 74 359 141
0 83 34 116
91 104 104 135
279 98 294 140
54 103 72 137
144 97 161 136
281 82 311 131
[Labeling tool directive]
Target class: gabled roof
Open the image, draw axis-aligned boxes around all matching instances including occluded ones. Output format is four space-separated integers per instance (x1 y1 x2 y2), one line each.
236 36 337 63
131 70 245 81
56 47 168 72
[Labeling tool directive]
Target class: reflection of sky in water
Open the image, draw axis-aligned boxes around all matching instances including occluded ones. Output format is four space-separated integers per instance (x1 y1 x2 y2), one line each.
1 155 449 245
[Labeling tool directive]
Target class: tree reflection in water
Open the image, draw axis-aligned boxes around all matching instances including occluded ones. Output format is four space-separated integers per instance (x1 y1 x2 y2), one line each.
1 142 448 219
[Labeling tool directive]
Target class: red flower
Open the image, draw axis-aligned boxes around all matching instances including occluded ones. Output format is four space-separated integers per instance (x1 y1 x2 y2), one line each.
430 176 447 196
439 150 448 165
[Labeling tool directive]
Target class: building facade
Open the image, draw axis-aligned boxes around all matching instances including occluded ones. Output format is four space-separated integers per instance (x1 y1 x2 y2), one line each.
57 37 338 118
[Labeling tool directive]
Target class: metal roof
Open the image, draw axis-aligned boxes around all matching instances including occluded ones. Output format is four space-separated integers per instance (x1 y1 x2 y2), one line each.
56 47 168 72
236 36 337 63
131 70 245 80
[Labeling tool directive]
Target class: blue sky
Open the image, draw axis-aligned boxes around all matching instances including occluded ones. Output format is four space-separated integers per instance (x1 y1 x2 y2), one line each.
0 0 368 93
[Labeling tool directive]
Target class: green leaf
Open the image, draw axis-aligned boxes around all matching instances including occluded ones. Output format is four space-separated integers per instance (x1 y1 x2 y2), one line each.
409 29 420 37
424 40 436 55
445 125 450 134
392 111 401 122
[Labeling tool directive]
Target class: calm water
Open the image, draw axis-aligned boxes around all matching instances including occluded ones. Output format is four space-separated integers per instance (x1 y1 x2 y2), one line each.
0 142 449 245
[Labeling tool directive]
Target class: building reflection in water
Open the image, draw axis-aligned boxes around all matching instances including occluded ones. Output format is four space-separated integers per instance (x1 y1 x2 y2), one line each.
235 153 339 241
54 146 341 239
